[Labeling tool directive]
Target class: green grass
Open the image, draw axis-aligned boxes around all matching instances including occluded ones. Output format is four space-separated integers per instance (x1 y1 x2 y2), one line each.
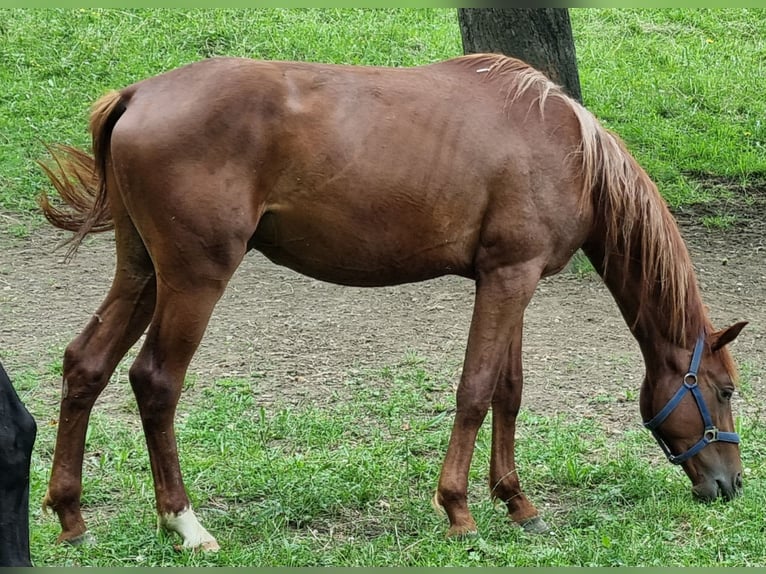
571 8 766 206
6 8 766 567
22 360 766 567
702 214 738 230
2 9 766 213
567 250 597 278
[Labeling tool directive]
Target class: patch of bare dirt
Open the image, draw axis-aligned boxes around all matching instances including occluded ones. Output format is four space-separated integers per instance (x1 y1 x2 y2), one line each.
1 181 764 438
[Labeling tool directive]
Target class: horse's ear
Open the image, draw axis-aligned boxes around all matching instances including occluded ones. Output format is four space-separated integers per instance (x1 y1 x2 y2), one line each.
708 321 748 351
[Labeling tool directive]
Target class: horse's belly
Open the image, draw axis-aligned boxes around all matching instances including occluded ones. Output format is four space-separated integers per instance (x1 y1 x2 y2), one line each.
249 208 476 286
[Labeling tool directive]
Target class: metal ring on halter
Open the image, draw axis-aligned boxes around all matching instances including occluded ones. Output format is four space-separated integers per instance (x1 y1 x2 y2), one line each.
704 428 719 442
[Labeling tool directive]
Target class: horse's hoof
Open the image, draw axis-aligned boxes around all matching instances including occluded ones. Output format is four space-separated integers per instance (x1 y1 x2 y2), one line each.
446 523 479 539
61 531 97 546
199 539 220 552
519 516 550 534
173 539 220 553
160 507 219 552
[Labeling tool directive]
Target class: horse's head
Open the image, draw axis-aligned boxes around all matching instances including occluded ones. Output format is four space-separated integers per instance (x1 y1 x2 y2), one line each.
640 322 747 501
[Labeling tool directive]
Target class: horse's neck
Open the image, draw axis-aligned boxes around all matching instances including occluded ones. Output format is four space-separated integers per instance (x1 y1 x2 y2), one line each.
575 107 720 368
581 238 698 373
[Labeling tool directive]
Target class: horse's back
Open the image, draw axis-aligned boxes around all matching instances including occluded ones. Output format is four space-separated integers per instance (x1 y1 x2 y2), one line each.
108 56 591 285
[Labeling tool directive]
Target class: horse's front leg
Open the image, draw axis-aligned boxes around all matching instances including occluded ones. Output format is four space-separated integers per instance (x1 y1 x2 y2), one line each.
434 263 540 537
489 322 548 533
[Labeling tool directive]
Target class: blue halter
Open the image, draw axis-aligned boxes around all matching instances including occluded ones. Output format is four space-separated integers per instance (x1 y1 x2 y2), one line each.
643 335 740 465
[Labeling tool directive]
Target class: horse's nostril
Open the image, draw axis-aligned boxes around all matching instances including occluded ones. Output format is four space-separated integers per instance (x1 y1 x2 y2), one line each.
715 473 743 501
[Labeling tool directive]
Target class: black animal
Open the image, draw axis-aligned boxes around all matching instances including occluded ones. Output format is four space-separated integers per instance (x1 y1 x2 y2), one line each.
0 361 36 567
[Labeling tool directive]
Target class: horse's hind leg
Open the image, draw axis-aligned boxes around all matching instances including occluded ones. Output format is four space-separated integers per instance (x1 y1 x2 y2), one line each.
107 144 257 550
126 260 244 551
489 322 548 533
44 202 156 544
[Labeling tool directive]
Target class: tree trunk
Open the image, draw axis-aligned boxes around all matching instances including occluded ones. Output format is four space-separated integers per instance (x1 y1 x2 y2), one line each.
458 8 582 104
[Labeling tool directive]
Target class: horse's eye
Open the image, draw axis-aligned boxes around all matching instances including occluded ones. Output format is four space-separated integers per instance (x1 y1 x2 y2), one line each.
719 388 734 401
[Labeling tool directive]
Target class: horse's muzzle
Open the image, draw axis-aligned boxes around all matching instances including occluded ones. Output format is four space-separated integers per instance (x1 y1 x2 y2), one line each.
692 471 743 502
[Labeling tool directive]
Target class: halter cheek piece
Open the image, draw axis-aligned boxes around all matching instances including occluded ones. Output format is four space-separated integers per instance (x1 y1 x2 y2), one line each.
643 334 740 465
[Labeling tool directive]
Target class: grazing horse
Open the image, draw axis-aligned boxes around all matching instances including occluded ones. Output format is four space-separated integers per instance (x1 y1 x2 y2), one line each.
0 362 37 566
39 54 746 550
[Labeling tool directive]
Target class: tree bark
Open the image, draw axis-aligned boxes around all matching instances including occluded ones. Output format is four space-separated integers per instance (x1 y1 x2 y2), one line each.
458 8 582 104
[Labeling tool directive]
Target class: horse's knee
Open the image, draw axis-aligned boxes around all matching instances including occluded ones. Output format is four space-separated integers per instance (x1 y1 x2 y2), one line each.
454 399 492 427
455 374 495 422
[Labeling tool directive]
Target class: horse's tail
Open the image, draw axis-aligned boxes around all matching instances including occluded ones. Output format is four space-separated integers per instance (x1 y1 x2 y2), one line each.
38 90 127 260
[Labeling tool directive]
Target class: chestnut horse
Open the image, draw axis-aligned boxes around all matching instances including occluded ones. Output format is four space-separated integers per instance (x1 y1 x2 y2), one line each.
39 54 746 550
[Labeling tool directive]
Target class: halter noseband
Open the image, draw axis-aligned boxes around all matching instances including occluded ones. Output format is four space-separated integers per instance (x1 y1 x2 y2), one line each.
643 334 740 465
